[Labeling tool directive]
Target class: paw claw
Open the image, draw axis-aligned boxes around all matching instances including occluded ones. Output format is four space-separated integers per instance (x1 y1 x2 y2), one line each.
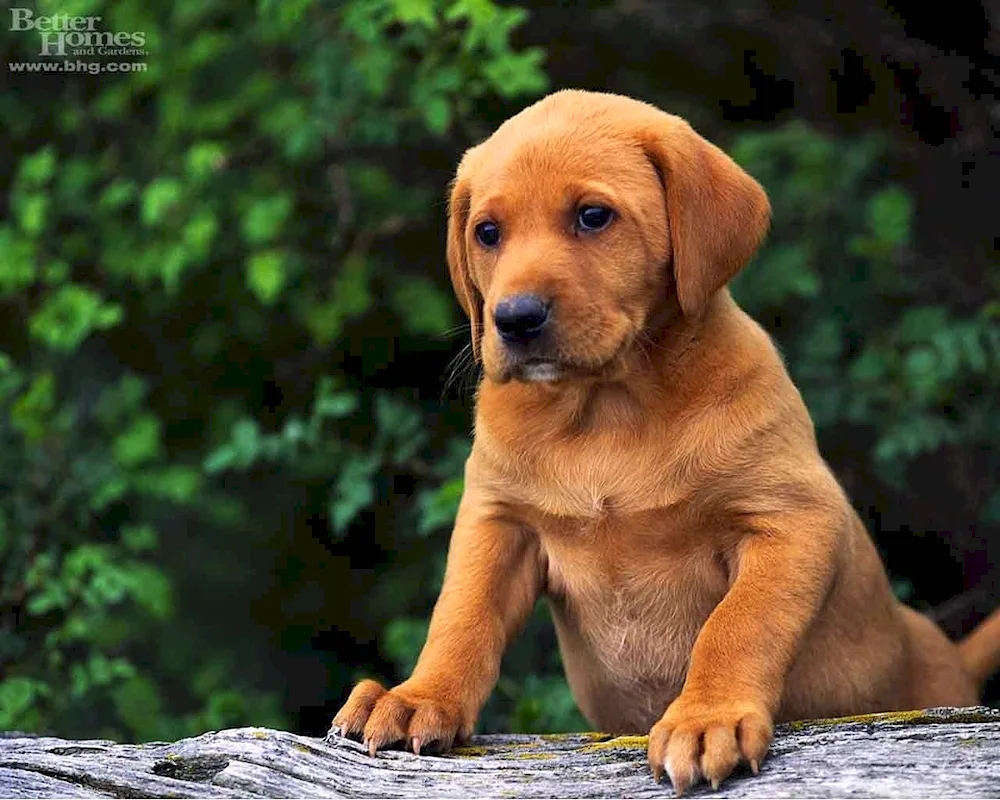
333 682 464 760
647 696 772 791
666 764 694 797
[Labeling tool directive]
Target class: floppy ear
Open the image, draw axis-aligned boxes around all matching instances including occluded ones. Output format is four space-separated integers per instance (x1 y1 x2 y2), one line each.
446 174 484 362
644 116 771 317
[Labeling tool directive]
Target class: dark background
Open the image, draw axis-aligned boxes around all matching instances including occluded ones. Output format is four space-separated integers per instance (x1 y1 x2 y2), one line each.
0 0 997 741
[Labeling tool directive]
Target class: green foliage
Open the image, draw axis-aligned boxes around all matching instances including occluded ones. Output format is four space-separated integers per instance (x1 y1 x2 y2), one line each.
206 379 470 537
732 125 1000 497
0 367 191 738
504 673 588 734
1 0 544 740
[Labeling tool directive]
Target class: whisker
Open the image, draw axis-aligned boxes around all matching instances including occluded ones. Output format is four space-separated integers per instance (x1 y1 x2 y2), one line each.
442 344 472 390
434 323 472 341
441 343 481 401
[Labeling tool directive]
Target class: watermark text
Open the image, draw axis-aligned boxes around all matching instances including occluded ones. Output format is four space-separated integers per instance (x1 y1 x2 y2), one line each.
9 60 148 75
9 7 147 58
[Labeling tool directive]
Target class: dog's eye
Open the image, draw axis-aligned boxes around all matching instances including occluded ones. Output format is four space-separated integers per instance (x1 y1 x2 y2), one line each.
474 221 501 247
576 205 614 233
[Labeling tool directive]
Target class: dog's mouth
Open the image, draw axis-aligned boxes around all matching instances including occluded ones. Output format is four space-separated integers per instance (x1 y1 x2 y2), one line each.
491 321 641 385
505 352 622 384
499 333 638 385
513 359 563 383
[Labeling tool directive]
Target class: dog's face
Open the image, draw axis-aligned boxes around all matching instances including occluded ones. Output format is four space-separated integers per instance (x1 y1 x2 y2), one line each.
446 90 771 384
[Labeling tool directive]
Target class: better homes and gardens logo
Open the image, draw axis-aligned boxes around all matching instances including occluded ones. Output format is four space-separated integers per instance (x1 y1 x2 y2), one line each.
10 7 147 57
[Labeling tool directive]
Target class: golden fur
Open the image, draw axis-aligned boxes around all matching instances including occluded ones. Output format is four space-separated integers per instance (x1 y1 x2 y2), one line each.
334 90 1000 794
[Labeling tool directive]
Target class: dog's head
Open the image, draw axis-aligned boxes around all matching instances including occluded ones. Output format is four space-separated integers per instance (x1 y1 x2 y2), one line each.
446 90 770 384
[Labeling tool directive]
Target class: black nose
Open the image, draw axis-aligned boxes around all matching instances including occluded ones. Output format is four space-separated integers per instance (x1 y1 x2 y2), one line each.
494 294 550 343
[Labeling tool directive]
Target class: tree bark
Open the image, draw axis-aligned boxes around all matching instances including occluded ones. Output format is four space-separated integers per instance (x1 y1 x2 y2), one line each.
1 707 998 798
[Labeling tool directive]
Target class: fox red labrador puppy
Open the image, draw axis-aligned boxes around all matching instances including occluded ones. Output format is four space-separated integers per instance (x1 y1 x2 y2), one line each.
334 90 1000 793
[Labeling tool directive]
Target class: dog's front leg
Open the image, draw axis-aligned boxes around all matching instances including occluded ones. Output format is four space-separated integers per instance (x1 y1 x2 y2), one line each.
333 478 542 756
648 507 839 794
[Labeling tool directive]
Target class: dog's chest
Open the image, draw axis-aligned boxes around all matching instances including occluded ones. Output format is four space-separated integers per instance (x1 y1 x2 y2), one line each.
495 433 691 519
535 513 730 730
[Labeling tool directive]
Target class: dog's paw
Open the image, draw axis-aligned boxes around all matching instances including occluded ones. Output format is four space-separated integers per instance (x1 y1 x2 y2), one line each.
647 693 772 795
331 679 470 756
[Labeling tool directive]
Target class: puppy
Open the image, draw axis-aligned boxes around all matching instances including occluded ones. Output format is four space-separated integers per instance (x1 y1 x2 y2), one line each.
334 90 1000 793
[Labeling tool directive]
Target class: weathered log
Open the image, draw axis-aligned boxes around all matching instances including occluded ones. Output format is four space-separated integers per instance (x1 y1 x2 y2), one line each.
1 707 998 798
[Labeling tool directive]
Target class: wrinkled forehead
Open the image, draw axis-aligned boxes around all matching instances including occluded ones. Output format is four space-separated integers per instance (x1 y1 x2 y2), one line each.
461 119 658 218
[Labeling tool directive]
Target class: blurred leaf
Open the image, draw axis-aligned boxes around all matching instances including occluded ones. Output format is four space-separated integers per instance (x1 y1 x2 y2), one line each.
16 194 48 235
113 414 162 468
506 674 587 734
183 210 219 258
141 177 184 227
230 419 261 467
866 186 912 246
0 678 47 729
121 524 159 554
242 194 293 245
422 94 452 134
391 275 454 334
29 284 123 352
246 250 289 305
121 564 173 619
330 455 378 533
314 379 358 419
416 477 463 535
18 146 57 186
185 142 227 181
10 372 56 442
332 254 373 318
391 0 437 27
98 179 137 211
382 617 429 675
374 393 426 463
133 466 202 503
482 49 547 97
732 243 819 311
112 676 165 741
203 446 237 474
0 226 38 295
895 307 950 344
